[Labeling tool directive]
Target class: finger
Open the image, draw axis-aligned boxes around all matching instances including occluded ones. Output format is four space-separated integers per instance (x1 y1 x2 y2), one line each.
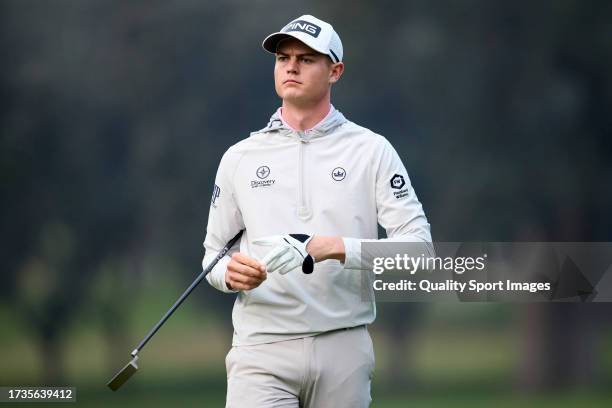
278 263 300 275
232 252 266 272
227 279 257 291
273 258 292 275
263 253 290 273
233 262 268 279
261 246 289 268
277 259 301 275
228 270 266 286
227 264 267 281
228 272 259 287
228 261 267 279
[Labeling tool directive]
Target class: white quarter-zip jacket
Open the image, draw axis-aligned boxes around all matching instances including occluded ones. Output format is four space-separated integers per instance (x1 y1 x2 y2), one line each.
203 107 433 346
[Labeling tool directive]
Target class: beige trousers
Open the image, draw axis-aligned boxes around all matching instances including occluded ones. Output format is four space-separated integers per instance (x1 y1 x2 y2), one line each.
225 325 375 408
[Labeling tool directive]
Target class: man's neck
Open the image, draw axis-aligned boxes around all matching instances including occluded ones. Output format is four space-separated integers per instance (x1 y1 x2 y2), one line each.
281 99 331 131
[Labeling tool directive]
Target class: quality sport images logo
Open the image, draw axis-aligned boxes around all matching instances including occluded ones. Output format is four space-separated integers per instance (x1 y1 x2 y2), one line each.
251 165 276 188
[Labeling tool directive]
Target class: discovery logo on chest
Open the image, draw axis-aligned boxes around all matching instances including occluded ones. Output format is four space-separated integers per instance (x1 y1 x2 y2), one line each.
251 165 276 188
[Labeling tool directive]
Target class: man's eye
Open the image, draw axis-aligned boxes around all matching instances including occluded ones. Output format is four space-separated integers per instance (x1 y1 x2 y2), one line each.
301 58 313 63
277 56 288 61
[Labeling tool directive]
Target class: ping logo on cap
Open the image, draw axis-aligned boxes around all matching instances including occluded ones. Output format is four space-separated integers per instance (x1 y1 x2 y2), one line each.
282 20 321 38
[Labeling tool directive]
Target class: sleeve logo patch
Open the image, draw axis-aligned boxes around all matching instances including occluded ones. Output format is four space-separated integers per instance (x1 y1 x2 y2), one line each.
211 184 221 207
390 174 409 199
390 174 405 189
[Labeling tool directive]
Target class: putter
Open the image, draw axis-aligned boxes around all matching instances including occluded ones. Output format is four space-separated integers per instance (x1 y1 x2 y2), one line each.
107 229 244 391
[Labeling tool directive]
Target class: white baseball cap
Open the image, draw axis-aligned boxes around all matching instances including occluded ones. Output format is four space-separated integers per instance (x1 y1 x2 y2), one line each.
262 15 343 63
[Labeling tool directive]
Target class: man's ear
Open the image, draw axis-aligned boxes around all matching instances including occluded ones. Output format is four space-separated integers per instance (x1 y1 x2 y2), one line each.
329 62 345 84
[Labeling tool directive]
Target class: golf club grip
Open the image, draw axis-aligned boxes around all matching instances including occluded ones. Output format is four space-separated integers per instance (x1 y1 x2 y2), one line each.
132 229 244 355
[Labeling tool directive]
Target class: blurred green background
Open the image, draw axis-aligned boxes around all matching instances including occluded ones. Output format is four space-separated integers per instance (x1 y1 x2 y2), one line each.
1 0 611 406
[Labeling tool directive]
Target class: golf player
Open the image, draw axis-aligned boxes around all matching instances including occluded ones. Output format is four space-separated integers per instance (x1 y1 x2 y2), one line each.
203 14 432 407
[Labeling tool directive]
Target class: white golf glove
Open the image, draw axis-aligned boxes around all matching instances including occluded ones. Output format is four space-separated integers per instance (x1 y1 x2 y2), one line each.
254 234 315 275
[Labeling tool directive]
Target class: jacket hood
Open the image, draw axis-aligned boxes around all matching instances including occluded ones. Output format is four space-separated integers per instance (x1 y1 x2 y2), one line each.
252 106 348 139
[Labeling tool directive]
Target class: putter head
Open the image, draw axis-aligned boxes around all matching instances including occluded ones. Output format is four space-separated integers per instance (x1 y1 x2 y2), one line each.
107 355 139 391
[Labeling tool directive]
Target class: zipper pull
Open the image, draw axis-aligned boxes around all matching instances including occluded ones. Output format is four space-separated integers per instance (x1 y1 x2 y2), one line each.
297 131 309 143
297 206 311 218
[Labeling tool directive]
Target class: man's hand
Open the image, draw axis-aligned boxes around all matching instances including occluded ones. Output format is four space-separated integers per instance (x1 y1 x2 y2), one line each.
305 236 345 263
225 252 267 291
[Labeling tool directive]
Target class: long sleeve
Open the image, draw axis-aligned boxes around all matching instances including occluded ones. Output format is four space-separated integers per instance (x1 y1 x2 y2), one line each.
203 149 245 293
343 138 433 270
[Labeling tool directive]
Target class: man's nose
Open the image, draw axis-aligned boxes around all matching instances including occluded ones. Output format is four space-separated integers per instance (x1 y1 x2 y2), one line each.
286 57 298 73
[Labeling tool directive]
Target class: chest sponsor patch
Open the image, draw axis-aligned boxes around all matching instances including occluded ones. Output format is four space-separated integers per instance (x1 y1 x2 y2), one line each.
251 179 276 188
251 165 276 188
331 167 346 181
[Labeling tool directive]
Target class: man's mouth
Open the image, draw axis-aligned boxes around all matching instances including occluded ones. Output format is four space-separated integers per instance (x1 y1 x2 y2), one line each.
283 79 301 84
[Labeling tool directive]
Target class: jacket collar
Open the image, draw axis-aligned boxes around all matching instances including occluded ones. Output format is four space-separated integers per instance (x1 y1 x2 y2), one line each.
253 105 347 139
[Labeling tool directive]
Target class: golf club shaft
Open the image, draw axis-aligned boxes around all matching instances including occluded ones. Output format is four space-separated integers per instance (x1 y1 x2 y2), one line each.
131 229 243 356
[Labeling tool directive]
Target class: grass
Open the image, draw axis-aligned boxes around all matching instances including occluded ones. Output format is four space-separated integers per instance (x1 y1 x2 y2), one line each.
2 295 612 407
33 378 612 408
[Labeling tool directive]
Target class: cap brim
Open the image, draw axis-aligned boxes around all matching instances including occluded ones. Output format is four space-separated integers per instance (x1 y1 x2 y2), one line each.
262 32 328 56
262 32 291 54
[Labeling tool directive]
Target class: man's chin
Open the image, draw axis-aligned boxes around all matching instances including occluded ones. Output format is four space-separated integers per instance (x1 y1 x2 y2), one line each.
280 93 307 105
278 90 325 108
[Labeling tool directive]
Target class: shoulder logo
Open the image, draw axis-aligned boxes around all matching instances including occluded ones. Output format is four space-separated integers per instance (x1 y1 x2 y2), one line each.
211 184 221 207
390 174 405 189
282 20 321 38
390 174 409 199
251 165 275 188
332 167 346 181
